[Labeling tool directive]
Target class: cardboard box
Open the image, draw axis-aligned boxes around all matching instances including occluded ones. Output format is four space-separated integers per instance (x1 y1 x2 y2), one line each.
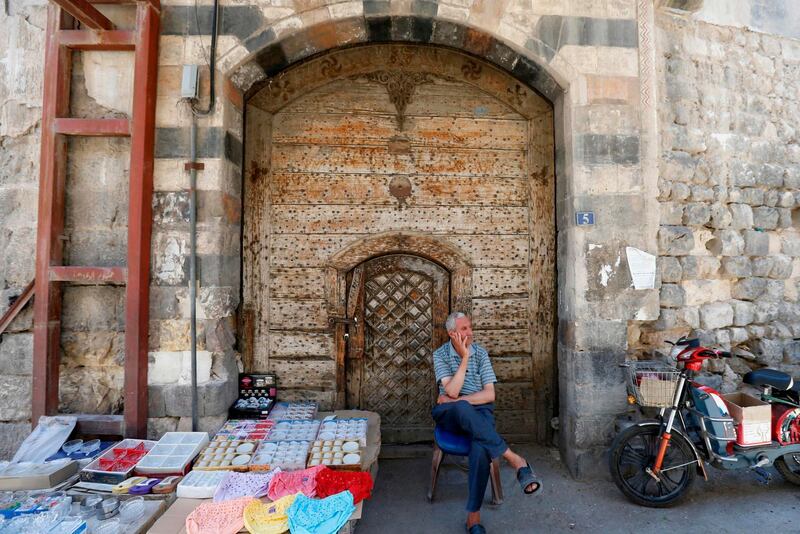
722 392 772 446
0 460 78 491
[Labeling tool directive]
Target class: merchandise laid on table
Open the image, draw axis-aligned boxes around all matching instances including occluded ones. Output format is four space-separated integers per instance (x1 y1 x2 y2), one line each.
150 401 380 534
0 378 381 534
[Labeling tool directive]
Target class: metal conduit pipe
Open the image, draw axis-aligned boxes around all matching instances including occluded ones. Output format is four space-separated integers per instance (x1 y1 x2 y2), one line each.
187 0 219 432
189 117 199 432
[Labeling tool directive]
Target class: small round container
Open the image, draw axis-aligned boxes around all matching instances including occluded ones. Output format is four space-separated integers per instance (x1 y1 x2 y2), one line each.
80 495 103 518
342 441 359 453
81 439 101 454
332 458 343 465
236 443 255 454
343 453 361 465
62 439 83 455
334 452 343 459
95 518 121 534
231 454 250 466
119 496 144 523
98 497 119 513
96 497 119 520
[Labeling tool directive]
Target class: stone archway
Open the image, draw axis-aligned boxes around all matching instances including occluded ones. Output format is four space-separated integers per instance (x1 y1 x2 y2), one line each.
191 2 659 476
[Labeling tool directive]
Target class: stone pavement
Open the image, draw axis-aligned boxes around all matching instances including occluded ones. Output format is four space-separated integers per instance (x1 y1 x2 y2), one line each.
359 444 799 534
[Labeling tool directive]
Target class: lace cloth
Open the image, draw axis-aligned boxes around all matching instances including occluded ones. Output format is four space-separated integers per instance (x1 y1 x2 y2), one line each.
286 490 355 534
213 469 281 502
242 493 298 534
267 464 325 501
314 468 373 504
185 497 256 534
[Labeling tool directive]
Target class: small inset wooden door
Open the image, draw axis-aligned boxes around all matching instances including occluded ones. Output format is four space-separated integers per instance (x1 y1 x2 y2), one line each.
345 254 449 443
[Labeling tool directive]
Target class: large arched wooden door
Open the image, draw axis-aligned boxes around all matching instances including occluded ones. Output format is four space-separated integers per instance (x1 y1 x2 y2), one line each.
244 44 557 443
345 254 449 443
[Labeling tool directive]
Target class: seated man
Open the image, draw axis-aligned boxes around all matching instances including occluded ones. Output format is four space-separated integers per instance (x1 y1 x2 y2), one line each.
432 311 542 534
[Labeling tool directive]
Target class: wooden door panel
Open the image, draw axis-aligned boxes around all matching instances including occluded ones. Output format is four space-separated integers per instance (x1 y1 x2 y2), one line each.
347 254 448 443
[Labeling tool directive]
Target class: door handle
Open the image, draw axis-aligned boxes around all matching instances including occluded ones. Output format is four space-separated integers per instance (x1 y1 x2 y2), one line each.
329 316 357 343
328 316 358 326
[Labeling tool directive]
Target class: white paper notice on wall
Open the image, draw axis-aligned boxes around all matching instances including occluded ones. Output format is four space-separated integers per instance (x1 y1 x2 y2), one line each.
625 247 656 290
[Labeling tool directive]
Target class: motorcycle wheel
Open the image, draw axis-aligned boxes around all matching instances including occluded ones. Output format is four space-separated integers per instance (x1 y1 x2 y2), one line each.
774 453 800 485
609 424 697 507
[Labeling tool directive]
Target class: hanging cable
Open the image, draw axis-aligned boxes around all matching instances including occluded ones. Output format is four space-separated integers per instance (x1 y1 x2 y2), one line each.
192 0 219 116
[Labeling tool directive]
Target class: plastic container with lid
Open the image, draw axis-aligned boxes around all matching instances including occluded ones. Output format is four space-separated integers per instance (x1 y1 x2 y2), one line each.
119 496 145 523
176 470 228 499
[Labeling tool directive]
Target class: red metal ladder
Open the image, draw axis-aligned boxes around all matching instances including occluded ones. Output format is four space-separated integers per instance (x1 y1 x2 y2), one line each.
33 0 160 437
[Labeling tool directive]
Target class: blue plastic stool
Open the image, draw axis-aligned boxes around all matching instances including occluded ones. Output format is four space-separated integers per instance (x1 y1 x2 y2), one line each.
428 426 503 505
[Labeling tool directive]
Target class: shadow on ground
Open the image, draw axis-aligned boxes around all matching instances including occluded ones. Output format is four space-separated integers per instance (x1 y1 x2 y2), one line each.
359 444 799 533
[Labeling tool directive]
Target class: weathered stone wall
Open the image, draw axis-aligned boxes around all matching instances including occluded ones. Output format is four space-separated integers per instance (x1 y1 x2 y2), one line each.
635 10 800 388
0 1 240 458
0 0 46 457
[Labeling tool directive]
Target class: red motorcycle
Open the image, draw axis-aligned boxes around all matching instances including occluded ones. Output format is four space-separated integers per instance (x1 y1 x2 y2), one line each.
609 337 800 507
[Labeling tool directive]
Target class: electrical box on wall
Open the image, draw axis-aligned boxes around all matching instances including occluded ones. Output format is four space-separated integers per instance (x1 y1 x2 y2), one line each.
181 65 200 100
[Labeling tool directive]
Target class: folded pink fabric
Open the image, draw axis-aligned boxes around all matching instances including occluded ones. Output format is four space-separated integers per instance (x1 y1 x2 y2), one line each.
185 497 256 534
213 469 281 502
267 464 326 501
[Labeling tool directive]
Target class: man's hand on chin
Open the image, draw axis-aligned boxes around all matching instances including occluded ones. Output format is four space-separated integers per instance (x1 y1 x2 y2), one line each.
437 395 457 405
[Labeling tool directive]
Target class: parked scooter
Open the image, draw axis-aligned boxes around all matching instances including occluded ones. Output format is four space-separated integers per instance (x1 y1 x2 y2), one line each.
608 337 800 507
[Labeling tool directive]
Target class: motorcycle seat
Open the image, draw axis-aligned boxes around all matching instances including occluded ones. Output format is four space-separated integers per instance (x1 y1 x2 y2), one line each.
743 369 798 392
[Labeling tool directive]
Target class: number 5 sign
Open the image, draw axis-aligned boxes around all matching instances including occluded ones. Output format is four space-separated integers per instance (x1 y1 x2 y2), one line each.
575 211 595 226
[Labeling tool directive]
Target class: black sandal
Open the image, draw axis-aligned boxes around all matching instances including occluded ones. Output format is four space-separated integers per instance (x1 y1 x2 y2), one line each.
516 462 543 495
466 523 487 534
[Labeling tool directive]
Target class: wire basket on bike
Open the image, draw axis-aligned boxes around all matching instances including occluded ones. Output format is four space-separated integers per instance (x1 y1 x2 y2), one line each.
624 361 681 407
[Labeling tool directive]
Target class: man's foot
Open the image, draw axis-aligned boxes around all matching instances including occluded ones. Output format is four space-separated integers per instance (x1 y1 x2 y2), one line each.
466 513 486 534
516 462 543 495
501 449 527 470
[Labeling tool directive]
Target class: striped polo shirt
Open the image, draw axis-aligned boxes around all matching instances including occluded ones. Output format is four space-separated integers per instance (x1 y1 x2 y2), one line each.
433 341 497 396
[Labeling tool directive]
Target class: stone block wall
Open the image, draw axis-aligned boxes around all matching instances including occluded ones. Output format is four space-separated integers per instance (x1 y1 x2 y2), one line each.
0 0 46 457
0 1 240 457
632 10 800 389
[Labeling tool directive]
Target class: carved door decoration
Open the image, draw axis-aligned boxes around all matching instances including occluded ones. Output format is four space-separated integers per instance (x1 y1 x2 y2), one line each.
346 254 449 443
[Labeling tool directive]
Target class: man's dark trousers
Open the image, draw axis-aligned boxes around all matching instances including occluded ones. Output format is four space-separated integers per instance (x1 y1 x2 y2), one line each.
431 400 508 512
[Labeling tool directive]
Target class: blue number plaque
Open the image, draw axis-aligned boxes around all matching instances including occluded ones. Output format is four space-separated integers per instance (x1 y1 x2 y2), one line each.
575 212 595 226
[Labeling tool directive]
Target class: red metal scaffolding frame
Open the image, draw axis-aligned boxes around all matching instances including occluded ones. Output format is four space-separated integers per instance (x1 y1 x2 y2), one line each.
33 0 160 437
